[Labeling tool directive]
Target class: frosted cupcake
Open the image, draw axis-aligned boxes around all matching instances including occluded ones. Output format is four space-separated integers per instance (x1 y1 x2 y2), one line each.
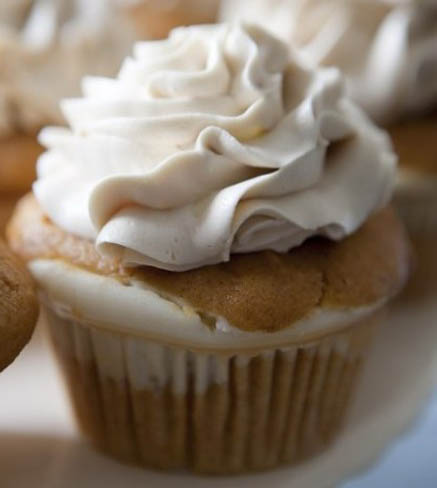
8 24 410 473
119 0 221 39
222 0 437 297
0 0 135 233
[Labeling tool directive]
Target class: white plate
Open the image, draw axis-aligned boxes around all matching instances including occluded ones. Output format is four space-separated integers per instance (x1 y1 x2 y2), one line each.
1 297 436 488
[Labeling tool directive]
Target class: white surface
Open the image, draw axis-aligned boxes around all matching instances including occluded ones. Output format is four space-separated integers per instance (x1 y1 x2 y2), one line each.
343 389 437 488
0 298 436 488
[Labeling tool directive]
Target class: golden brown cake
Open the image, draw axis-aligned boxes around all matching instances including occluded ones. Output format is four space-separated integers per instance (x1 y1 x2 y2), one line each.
0 239 39 372
8 24 411 474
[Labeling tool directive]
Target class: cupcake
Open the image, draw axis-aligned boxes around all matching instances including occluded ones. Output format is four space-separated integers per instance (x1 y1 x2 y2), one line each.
0 239 38 372
0 0 135 233
222 0 437 297
120 0 221 39
8 24 410 473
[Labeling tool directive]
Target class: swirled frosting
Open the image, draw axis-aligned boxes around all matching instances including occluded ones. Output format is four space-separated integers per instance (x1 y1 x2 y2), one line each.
221 0 437 123
0 0 134 136
34 23 396 272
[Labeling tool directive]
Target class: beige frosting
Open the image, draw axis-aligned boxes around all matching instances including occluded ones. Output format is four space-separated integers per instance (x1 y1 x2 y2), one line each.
34 23 396 272
0 0 135 136
221 0 437 123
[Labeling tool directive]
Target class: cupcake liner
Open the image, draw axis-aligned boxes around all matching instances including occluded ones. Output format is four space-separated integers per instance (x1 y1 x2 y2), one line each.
44 304 377 474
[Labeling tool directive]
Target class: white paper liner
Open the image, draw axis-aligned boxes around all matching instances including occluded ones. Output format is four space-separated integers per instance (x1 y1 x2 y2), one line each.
44 304 377 474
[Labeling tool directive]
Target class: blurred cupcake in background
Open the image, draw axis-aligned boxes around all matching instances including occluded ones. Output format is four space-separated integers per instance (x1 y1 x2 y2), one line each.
0 239 38 372
221 0 436 123
8 24 410 473
119 0 221 39
222 0 437 298
0 0 135 233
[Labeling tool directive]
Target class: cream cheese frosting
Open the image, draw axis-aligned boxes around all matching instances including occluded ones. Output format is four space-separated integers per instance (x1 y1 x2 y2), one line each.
34 23 396 272
0 0 134 136
221 0 437 123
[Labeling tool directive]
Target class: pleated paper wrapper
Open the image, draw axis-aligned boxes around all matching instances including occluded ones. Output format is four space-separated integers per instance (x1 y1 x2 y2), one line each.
44 305 377 474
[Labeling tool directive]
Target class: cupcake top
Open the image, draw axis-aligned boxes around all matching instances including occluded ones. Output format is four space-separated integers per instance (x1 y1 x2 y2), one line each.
10 197 410 341
34 23 396 272
0 239 38 371
0 0 134 137
222 0 437 124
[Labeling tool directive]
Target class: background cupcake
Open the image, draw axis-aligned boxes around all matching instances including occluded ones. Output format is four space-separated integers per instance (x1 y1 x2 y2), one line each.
0 0 135 233
0 239 38 372
9 24 410 473
222 0 437 124
119 0 221 39
222 0 437 298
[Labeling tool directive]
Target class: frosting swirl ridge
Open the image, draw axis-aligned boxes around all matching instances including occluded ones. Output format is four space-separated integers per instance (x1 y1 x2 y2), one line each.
34 23 396 271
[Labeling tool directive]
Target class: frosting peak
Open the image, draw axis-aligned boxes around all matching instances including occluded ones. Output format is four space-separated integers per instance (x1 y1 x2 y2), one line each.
34 23 396 271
